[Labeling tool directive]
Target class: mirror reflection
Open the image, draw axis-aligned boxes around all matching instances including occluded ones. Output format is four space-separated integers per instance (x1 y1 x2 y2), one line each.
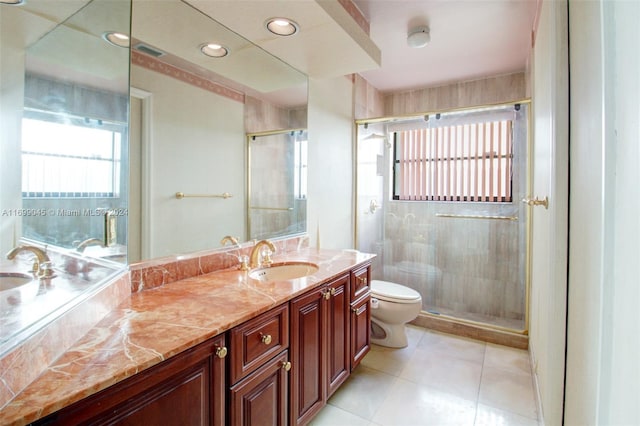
1 0 308 266
128 0 308 262
248 129 308 241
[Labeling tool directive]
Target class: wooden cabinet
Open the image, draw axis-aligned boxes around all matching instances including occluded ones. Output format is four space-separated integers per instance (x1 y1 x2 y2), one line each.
35 334 227 426
350 292 371 369
289 273 351 425
326 274 351 397
229 304 289 384
228 305 291 426
350 266 371 370
33 262 371 426
229 350 290 426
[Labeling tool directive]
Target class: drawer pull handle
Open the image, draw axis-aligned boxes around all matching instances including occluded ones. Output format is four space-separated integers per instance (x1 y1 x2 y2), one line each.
358 276 368 285
215 346 228 359
281 361 292 372
260 333 272 345
330 287 336 296
352 305 367 315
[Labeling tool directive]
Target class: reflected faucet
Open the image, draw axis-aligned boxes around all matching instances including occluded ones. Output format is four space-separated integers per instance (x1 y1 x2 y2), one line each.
220 235 240 248
6 245 53 278
249 240 276 268
76 238 106 252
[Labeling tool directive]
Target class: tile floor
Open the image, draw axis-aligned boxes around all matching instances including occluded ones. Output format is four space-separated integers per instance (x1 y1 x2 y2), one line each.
311 325 539 426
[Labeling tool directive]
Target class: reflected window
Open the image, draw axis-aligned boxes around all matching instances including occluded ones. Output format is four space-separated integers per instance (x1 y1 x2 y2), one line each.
294 131 307 200
21 110 125 198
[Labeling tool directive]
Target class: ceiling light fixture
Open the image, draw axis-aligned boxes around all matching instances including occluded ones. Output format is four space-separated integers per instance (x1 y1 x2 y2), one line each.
265 18 299 36
407 26 430 48
102 31 130 48
200 43 229 58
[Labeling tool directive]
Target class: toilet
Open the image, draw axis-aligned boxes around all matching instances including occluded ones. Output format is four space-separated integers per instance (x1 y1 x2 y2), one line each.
370 280 422 348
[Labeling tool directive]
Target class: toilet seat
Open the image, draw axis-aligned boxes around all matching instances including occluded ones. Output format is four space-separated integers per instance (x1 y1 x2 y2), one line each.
371 280 421 304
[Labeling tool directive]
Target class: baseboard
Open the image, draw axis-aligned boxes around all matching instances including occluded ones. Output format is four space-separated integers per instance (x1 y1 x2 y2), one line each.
410 312 529 349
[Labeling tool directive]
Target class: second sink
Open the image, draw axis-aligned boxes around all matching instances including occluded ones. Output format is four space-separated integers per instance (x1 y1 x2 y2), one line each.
249 262 319 282
0 272 35 291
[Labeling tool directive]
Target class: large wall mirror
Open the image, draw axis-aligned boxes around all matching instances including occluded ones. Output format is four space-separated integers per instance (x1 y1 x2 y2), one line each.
128 0 308 262
1 0 308 266
1 0 131 263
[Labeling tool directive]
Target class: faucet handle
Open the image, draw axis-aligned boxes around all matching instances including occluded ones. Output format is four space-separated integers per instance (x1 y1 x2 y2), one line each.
261 248 274 266
38 261 55 279
238 255 250 271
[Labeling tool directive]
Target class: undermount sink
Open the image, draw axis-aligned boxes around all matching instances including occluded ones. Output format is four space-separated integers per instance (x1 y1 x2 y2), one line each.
0 272 35 291
249 262 319 282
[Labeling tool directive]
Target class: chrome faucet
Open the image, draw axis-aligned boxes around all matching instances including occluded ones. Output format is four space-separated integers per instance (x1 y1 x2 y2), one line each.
6 245 54 278
249 240 276 268
76 238 106 252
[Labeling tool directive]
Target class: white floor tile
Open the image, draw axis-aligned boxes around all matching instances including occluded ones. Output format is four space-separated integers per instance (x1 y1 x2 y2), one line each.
478 366 538 420
315 327 539 426
474 403 539 426
399 347 483 401
309 404 372 426
328 366 397 421
373 378 477 426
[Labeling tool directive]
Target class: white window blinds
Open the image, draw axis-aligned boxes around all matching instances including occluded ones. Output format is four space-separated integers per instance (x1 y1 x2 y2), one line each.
393 120 513 202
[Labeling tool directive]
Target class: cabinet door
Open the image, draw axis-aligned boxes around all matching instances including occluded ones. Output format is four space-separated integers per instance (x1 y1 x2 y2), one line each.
289 286 326 425
326 274 350 398
350 294 371 370
35 335 227 426
229 350 289 426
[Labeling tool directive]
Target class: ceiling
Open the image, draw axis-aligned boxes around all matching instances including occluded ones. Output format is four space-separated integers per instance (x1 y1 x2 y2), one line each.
351 0 538 93
204 0 538 95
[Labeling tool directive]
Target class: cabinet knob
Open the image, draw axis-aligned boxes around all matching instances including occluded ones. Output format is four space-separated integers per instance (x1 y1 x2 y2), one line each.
215 346 228 359
330 287 336 296
358 276 368 285
260 333 272 345
281 361 292 372
323 290 331 300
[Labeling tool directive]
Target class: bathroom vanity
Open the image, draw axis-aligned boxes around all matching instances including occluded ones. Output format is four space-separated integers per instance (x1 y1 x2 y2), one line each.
1 248 372 426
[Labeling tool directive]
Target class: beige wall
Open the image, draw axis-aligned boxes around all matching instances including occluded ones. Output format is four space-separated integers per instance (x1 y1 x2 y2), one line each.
307 76 355 250
383 72 526 117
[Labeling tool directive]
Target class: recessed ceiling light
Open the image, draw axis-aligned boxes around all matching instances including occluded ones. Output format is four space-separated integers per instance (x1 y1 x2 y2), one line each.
200 43 229 58
102 31 130 48
0 0 25 4
265 18 299 36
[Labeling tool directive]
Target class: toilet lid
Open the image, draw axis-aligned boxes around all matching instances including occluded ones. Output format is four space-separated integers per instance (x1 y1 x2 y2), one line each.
371 280 421 302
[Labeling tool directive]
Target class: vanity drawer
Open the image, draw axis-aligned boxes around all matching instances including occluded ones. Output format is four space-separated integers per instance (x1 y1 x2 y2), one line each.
351 265 370 301
230 304 289 383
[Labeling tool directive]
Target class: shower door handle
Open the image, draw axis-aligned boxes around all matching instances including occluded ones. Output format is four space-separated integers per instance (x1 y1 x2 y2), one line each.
522 196 548 209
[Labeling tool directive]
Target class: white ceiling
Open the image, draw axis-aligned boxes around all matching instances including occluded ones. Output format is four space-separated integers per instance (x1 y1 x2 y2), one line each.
352 0 538 93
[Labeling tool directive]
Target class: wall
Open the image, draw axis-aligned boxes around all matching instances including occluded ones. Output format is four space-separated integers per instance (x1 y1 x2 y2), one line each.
565 1 640 424
384 72 526 117
130 64 245 259
0 9 27 253
307 76 355 249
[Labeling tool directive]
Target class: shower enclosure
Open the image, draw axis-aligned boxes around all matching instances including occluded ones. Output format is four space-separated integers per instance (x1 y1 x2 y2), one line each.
356 103 529 332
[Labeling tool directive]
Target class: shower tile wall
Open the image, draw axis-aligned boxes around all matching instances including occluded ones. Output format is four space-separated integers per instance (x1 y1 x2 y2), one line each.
383 201 526 329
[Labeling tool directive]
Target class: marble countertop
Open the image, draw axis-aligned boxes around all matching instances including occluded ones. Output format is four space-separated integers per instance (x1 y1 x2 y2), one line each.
0 248 374 426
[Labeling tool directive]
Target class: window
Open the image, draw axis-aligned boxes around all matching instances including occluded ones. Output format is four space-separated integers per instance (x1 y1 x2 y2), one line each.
21 110 125 198
393 118 513 202
293 130 308 200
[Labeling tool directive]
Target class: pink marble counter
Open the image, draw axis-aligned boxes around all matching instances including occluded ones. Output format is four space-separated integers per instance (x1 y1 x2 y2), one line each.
0 248 373 426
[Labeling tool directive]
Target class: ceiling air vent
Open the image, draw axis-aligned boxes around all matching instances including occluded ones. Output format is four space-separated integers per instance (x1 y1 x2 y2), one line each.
133 43 165 58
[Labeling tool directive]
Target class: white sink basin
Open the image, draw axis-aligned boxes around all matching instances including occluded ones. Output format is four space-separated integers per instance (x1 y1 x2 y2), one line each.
0 272 35 291
249 262 319 282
